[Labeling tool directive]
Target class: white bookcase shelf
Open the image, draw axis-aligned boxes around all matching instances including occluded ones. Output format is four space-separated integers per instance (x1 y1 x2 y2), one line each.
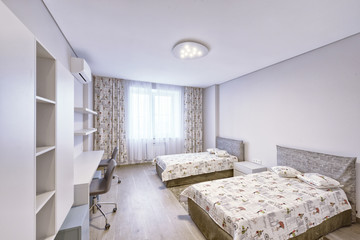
74 128 97 136
36 96 56 105
36 42 56 240
36 190 55 214
36 146 55 157
74 107 97 115
1 5 75 238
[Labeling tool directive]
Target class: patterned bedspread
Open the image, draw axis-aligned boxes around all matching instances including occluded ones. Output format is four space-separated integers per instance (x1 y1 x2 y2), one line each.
156 152 238 181
180 171 351 240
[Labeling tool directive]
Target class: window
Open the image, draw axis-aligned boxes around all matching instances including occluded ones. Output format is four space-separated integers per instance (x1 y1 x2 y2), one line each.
125 82 184 161
127 84 183 140
153 89 181 139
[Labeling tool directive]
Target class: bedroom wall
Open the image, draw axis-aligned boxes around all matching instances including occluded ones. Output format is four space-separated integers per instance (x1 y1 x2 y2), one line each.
203 85 219 149
2 0 72 68
207 33 360 217
3 0 94 155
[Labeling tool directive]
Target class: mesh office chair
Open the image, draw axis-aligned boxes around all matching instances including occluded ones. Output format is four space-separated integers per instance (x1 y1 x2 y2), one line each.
98 147 121 183
89 159 118 230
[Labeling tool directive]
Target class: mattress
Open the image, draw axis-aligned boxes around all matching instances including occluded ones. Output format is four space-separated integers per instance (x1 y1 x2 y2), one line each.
180 171 351 240
155 152 238 182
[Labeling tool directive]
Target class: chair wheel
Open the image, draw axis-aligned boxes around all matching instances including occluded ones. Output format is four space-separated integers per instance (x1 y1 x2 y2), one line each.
112 176 115 179
98 204 101 208
118 180 121 184
113 208 117 212
105 223 110 230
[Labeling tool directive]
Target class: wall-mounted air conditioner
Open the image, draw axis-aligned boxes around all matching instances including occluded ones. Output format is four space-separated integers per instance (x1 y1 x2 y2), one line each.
71 57 92 84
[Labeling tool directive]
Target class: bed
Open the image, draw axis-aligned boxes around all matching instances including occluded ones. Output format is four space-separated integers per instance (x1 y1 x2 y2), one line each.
155 137 244 187
181 146 356 240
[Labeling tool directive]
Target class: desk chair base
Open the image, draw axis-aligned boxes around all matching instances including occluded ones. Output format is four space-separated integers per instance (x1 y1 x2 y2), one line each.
89 196 118 230
113 174 121 184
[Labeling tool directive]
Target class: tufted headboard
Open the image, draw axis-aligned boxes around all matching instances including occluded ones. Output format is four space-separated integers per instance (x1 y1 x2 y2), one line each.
216 137 244 161
277 145 357 222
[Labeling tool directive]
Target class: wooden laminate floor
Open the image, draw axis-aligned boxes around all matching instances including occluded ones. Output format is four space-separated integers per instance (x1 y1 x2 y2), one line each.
90 163 205 240
90 163 360 240
325 223 360 240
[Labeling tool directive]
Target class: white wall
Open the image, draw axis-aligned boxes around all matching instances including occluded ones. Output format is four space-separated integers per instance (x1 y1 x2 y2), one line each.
2 0 72 68
203 85 219 149
207 33 360 217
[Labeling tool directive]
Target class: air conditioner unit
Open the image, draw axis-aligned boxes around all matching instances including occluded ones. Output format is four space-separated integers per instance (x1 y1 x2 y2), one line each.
71 57 92 84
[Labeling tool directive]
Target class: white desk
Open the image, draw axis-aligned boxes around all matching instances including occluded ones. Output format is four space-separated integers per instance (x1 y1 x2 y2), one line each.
73 150 104 206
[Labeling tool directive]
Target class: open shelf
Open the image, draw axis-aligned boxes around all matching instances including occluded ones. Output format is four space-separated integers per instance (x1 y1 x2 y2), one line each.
36 193 55 240
74 128 97 136
36 102 55 147
36 42 56 240
36 191 55 214
74 107 97 115
36 146 55 157
36 96 56 105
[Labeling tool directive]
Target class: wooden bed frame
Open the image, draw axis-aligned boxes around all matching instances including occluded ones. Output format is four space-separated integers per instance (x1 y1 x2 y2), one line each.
156 137 244 187
188 146 356 240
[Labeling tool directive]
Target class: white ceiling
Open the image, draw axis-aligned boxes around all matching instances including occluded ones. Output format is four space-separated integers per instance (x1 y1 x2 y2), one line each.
44 0 360 88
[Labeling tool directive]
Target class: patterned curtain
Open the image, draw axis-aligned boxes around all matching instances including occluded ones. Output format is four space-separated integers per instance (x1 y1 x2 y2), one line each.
184 87 203 153
94 76 128 164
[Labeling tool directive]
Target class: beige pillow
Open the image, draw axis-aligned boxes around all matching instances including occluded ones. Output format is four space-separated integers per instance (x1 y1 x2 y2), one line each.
271 166 301 178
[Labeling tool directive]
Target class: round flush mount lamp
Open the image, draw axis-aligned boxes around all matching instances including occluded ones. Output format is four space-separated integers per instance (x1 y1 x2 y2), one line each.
172 41 209 60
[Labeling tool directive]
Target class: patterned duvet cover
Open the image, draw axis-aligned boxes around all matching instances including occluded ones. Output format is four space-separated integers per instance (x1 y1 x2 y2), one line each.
156 152 238 181
180 171 351 240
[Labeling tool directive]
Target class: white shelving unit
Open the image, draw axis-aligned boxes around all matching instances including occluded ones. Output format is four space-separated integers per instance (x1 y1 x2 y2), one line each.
1 3 75 239
36 146 56 156
36 42 56 240
74 107 97 137
36 190 56 214
74 128 97 136
36 96 56 104
1 3 37 238
74 107 97 115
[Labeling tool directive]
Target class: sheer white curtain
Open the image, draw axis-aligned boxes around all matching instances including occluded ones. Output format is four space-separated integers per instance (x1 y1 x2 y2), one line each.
125 80 184 163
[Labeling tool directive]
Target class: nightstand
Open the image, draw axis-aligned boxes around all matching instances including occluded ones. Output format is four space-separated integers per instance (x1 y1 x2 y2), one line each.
234 161 267 176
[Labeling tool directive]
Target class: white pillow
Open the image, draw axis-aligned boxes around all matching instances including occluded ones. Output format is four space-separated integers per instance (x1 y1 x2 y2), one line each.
207 148 219 154
297 173 342 189
271 166 301 178
215 150 230 157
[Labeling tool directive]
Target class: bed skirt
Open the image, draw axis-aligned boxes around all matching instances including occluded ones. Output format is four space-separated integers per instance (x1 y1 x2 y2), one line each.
156 163 233 187
188 199 352 240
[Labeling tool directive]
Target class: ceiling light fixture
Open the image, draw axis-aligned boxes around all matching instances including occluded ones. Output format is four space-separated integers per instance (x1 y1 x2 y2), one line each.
172 41 209 60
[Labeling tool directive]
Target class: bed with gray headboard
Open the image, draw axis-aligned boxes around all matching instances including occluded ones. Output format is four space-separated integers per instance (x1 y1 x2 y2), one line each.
186 146 356 240
277 145 357 222
155 137 244 187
